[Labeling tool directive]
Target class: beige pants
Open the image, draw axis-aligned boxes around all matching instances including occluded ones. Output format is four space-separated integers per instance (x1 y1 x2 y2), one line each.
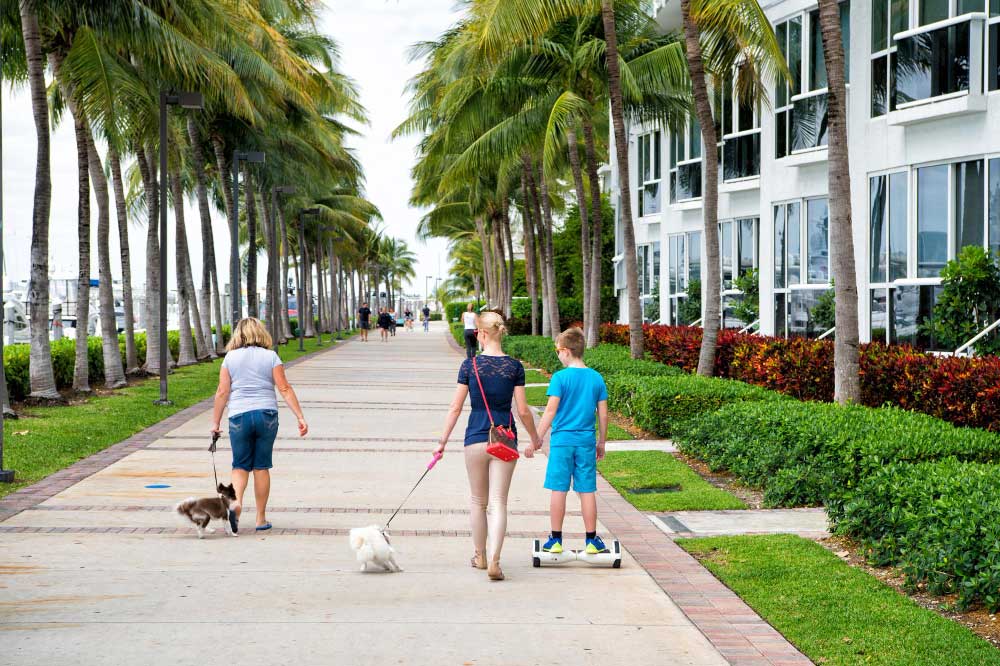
464 443 517 562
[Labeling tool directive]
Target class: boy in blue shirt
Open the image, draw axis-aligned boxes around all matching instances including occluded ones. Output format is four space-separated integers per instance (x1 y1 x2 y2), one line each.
528 327 609 554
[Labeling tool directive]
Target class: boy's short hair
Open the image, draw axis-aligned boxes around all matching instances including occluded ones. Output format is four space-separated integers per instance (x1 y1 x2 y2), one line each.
557 327 585 359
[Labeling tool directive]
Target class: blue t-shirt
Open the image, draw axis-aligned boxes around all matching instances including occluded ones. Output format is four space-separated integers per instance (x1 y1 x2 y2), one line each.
458 355 525 447
547 366 608 447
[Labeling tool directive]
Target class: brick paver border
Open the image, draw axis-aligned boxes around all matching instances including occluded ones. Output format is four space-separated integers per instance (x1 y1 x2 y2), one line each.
0 343 340 524
0 525 587 539
28 504 581 517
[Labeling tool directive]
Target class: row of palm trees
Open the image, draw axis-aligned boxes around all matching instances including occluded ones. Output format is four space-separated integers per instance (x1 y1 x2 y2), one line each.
401 0 860 404
4 0 417 404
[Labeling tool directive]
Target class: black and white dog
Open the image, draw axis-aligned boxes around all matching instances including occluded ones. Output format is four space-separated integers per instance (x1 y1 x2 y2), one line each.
175 484 239 538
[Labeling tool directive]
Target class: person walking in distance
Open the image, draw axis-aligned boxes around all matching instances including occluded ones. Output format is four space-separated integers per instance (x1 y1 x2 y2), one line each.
462 303 478 359
422 304 431 332
358 302 372 342
377 307 392 343
435 312 541 581
211 318 308 533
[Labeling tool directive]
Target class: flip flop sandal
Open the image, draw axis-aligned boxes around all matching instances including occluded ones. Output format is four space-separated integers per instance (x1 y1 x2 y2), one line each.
255 522 272 531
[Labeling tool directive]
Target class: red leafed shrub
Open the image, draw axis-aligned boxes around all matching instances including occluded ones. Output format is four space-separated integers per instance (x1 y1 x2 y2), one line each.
598 323 1000 431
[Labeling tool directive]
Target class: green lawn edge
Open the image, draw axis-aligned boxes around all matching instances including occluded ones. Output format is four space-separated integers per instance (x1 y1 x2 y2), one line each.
599 450 745 511
678 534 1000 666
0 334 349 499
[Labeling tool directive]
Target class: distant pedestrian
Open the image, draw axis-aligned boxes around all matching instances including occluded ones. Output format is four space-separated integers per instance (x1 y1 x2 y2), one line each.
422 305 431 332
462 303 478 359
377 308 392 342
389 310 397 336
211 318 308 533
404 309 414 331
358 302 372 342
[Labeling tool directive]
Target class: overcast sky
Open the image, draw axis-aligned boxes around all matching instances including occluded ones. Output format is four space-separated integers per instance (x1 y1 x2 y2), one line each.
1 0 458 298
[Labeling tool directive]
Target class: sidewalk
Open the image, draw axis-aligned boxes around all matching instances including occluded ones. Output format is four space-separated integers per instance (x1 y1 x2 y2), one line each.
0 323 810 665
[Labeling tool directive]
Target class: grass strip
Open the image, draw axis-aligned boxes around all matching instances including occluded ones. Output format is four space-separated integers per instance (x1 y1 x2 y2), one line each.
525 385 635 440
1 335 344 499
599 451 745 511
678 535 1000 666
523 369 549 384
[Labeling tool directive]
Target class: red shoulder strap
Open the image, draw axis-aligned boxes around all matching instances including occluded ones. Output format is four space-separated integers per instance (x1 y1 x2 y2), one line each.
471 357 495 427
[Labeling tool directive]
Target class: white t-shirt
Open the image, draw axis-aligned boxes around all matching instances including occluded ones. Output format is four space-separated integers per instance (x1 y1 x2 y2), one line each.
222 346 283 417
463 311 477 330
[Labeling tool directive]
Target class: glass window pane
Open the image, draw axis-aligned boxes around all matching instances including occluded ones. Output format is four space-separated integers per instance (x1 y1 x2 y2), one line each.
669 237 678 294
870 176 888 282
739 218 757 276
889 171 909 280
989 24 999 92
990 158 1000 257
807 198 830 283
776 110 788 158
891 0 910 35
896 22 971 104
774 205 787 289
871 288 889 343
775 291 787 338
992 0 999 15
653 131 662 179
872 55 888 116
670 130 680 167
917 164 949 277
789 289 824 337
873 0 888 53
791 93 829 151
642 183 661 217
653 241 661 292
789 17 802 96
788 202 802 284
893 285 942 348
723 133 761 180
641 135 651 183
738 97 754 132
689 116 701 159
919 0 948 25
777 22 789 106
720 221 734 289
957 0 982 13
677 162 702 200
688 231 702 286
809 10 828 90
669 172 677 204
954 159 985 251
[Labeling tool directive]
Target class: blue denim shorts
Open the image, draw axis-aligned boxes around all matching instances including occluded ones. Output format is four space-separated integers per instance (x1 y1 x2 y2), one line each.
544 444 597 493
229 409 279 471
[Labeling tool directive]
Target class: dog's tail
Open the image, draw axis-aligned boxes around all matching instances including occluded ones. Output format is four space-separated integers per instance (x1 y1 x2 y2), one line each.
174 497 197 521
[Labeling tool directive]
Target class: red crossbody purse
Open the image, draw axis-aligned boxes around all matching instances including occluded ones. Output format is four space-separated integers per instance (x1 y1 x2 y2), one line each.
471 357 520 462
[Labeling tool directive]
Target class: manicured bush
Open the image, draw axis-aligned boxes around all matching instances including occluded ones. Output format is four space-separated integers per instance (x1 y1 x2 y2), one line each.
445 301 471 322
599 323 1000 431
606 374 783 437
674 400 1000 507
503 335 560 373
582 344 682 378
830 459 1000 611
429 313 442 321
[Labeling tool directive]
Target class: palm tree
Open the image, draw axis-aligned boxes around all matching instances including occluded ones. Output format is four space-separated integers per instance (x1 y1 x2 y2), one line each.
817 0 859 403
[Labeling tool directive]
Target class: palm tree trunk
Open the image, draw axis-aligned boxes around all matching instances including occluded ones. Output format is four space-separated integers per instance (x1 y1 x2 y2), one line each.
109 148 140 373
520 171 539 335
262 193 278 344
210 135 236 335
136 145 162 374
818 0 860 404
583 116 604 348
492 217 508 315
170 173 200 366
329 246 339 331
502 205 515 318
537 164 561 336
187 118 221 357
349 269 357 329
474 218 494 307
71 105 91 393
245 168 258 319
21 2 60 400
680 0 722 375
86 133 127 387
302 234 315 338
315 239 327 333
602 0 643 359
523 157 549 336
567 127 591 340
279 205 293 338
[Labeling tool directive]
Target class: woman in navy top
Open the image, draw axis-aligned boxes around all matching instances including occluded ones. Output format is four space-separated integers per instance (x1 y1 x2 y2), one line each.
436 311 541 581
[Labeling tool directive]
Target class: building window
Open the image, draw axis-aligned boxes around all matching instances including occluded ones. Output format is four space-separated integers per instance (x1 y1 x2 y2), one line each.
989 2 999 91
670 116 702 202
869 171 909 284
914 160 989 278
665 232 702 325
773 200 831 337
990 157 1000 256
896 20 972 105
871 0 908 116
636 130 662 217
715 76 761 180
719 218 758 327
637 242 661 321
916 164 949 277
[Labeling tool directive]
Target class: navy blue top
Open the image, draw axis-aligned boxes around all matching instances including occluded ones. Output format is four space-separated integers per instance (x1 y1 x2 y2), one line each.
458 355 526 447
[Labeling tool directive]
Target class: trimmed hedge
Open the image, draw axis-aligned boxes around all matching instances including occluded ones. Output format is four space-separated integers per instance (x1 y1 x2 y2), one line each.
582 345 682 378
829 459 1000 611
600 323 1000 431
674 400 1000 507
606 374 783 437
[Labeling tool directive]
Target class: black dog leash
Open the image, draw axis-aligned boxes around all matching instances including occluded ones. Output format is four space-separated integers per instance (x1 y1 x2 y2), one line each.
209 432 221 489
384 452 443 530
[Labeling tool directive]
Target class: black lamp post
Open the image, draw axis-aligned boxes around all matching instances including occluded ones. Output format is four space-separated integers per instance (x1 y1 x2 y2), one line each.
229 150 265 329
298 208 320 351
319 226 347 335
271 186 296 346
155 91 203 407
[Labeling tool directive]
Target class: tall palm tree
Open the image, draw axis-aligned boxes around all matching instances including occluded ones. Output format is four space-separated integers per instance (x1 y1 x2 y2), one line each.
818 0 859 403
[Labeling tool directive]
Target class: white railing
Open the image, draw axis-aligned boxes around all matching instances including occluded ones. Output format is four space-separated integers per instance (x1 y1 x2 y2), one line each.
738 319 760 334
689 317 703 327
954 317 1000 357
818 326 836 340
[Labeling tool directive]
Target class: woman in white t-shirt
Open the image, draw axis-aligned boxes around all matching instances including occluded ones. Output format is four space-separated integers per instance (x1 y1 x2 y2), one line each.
462 303 479 359
211 318 308 533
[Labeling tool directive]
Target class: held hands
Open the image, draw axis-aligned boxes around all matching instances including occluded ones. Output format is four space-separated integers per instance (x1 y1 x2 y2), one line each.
523 435 543 459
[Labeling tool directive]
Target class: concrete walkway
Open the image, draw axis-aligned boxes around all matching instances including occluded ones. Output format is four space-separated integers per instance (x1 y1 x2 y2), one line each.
0 323 810 665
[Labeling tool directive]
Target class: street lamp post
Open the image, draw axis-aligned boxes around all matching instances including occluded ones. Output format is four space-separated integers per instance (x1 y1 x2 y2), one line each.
298 208 320 351
229 150 265 330
155 91 203 407
271 186 296 347
319 227 346 335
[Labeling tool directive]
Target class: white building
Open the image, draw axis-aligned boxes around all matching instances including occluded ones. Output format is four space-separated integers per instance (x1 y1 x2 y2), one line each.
610 0 1000 349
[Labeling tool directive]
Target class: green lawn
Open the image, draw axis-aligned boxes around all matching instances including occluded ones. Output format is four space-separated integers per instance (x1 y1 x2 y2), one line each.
599 450 745 511
523 369 549 384
524 385 634 440
678 535 1000 666
606 422 634 440
0 335 345 499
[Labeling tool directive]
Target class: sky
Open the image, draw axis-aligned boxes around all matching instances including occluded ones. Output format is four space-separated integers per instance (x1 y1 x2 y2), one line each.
1 0 459 300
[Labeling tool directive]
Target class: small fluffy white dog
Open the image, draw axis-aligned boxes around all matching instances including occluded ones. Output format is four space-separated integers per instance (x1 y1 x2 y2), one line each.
349 525 402 573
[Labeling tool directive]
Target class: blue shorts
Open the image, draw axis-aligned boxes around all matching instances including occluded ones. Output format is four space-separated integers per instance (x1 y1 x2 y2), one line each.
544 445 597 493
229 409 279 471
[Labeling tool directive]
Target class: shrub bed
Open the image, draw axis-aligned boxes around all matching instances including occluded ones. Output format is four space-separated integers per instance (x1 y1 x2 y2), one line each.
674 401 1000 507
606 374 783 437
829 459 1000 612
501 336 680 379
599 323 1000 431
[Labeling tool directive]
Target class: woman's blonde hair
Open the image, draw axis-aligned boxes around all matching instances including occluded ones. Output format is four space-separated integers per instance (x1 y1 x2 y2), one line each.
226 317 273 351
477 310 507 339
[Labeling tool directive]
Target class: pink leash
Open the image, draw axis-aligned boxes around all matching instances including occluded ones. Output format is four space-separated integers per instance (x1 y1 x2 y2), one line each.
384 452 443 530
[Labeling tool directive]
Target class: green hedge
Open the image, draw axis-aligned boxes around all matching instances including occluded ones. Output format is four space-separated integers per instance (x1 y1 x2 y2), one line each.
829 459 1000 611
673 400 1000 507
445 302 472 322
583 345 682 378
503 335 560 373
606 374 783 438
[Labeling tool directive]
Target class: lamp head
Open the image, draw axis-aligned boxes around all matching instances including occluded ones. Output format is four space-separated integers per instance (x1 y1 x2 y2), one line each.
166 91 204 109
235 150 265 163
